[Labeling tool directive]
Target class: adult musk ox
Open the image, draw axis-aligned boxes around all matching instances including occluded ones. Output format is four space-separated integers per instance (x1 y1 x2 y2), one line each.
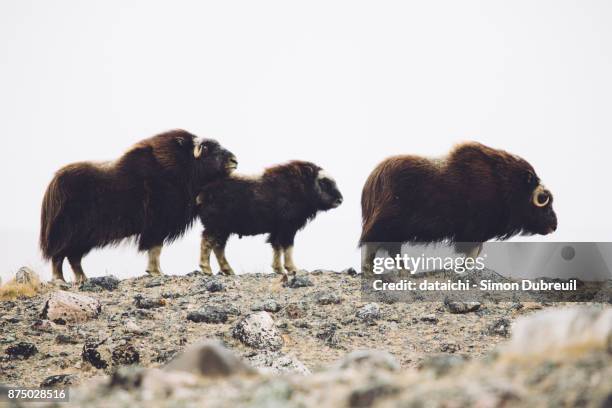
196 160 343 277
40 130 237 282
359 142 557 272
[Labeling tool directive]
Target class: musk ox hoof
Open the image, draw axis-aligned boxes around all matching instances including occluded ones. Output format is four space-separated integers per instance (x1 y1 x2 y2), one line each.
146 269 164 277
200 265 214 276
220 268 235 276
272 267 285 275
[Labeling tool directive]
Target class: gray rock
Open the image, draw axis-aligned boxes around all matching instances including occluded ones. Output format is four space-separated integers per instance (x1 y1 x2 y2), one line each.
5 342 38 359
443 299 481 314
41 291 101 323
80 275 120 292
112 343 140 366
252 299 282 313
165 340 254 377
356 303 381 321
334 350 400 372
133 295 166 309
232 312 284 351
187 306 228 324
284 275 314 288
15 267 39 285
487 318 511 337
314 291 342 305
203 279 225 292
247 351 310 375
40 374 77 388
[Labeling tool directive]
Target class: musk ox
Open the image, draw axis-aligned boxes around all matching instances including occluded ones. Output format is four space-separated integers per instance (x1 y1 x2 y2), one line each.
196 160 343 277
359 142 558 271
40 129 237 282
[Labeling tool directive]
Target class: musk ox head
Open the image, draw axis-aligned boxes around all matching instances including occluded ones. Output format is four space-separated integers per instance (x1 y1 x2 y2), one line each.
314 169 343 210
514 169 557 236
189 137 237 181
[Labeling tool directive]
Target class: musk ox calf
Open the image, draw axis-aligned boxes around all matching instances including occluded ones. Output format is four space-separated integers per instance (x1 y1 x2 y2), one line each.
196 160 343 277
360 142 558 271
40 129 237 282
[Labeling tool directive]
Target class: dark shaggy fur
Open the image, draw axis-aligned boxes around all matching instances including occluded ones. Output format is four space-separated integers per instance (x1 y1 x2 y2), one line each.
196 160 343 276
359 142 557 262
40 129 237 282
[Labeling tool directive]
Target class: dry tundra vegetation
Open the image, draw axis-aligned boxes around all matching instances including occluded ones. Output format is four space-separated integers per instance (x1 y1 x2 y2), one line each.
0 266 611 407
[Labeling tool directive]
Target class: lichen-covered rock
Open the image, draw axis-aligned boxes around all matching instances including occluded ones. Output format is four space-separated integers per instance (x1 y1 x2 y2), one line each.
248 351 310 375
15 267 39 285
444 299 481 314
80 276 120 292
112 343 140 366
165 340 254 377
356 303 380 321
251 299 282 313
82 343 108 369
5 342 38 360
40 374 77 388
232 312 283 351
186 306 228 324
41 291 101 323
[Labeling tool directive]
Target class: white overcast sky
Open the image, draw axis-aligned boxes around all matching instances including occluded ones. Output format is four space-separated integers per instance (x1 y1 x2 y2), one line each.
1 0 611 282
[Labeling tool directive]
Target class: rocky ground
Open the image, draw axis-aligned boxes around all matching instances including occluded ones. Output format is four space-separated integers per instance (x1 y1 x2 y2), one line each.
0 268 611 407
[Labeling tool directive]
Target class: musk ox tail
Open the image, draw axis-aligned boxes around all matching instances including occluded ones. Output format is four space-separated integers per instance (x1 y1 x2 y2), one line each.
359 159 397 246
40 175 67 260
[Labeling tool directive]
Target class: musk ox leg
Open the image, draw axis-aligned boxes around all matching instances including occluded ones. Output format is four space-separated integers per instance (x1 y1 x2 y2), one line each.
51 256 65 282
283 246 299 275
199 234 214 276
67 256 87 284
271 246 284 275
210 234 233 276
146 245 163 276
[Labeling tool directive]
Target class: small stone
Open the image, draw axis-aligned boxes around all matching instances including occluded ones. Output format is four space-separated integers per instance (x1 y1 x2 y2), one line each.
80 275 120 292
317 323 340 347
443 299 481 314
284 303 306 319
133 295 166 309
232 311 283 351
165 340 254 377
419 314 439 324
40 374 76 388
314 291 342 305
343 267 358 276
356 303 381 321
56 334 78 345
335 350 400 372
284 275 314 288
5 342 38 359
15 267 39 285
247 351 310 375
124 320 146 335
41 291 102 323
187 306 228 324
112 344 140 366
487 318 511 337
252 299 282 313
203 280 225 292
440 342 460 353
82 343 108 369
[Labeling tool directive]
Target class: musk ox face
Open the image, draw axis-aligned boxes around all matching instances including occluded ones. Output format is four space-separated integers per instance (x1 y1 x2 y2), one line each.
518 171 558 236
314 170 343 210
192 138 238 179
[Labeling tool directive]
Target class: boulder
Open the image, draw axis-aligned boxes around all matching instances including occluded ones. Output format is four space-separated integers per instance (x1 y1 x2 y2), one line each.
232 312 283 351
41 291 101 323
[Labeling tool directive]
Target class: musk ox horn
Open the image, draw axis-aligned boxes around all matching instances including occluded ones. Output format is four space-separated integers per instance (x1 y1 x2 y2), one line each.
194 144 203 158
532 185 550 207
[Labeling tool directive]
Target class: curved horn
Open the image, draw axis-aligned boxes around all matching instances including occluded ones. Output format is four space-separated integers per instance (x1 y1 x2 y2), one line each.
532 185 550 207
193 144 203 159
